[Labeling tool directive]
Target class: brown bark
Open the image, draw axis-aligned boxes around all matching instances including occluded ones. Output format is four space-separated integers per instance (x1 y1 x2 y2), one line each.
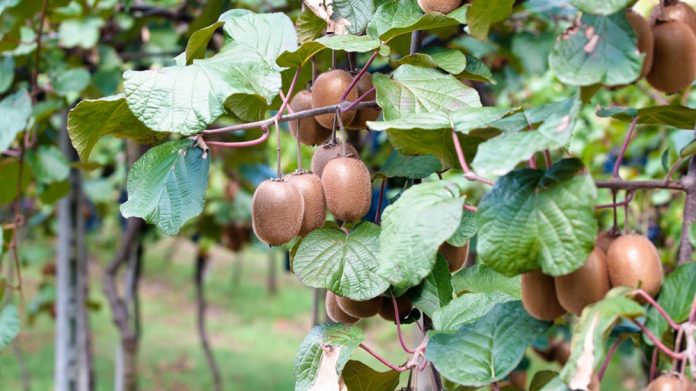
195 249 223 391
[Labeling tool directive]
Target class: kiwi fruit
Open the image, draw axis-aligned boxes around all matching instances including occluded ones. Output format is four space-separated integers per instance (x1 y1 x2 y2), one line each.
325 291 359 324
289 90 332 145
286 172 327 236
626 10 655 77
650 1 696 36
347 74 380 130
596 230 621 254
311 70 358 129
417 0 462 14
311 142 359 177
521 270 566 321
336 296 383 318
378 295 413 322
251 180 304 245
555 247 611 315
439 242 469 273
646 20 696 93
552 342 571 365
322 157 372 222
606 234 663 297
646 374 696 391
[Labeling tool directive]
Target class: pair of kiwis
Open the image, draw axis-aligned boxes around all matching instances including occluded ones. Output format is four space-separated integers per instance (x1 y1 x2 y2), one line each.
439 242 469 273
647 374 696 391
417 0 461 14
325 291 413 324
522 232 663 321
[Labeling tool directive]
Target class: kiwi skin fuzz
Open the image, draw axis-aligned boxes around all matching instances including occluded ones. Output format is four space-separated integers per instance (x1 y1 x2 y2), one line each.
347 74 380 130
378 296 413 322
555 247 611 315
650 1 696 36
417 0 462 14
286 172 327 236
646 21 696 93
606 234 663 298
322 157 372 222
521 270 566 321
311 143 359 178
596 230 621 254
646 374 696 391
251 180 304 246
439 242 469 273
325 291 359 324
626 10 655 77
289 91 332 145
336 296 383 318
311 70 358 129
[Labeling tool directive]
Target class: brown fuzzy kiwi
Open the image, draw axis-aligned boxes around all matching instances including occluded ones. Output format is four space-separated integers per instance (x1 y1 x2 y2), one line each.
322 157 372 222
378 296 413 322
646 374 696 391
417 0 462 14
289 90 332 145
325 291 359 324
606 234 663 298
554 247 611 315
552 342 571 365
251 180 304 245
646 21 696 93
311 70 358 129
626 10 655 77
439 242 469 273
336 296 383 318
650 1 696 36
347 74 380 130
596 230 621 254
521 270 566 321
286 172 327 236
311 142 359 178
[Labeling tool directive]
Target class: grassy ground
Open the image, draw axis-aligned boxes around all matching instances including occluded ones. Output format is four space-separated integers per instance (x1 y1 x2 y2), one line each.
0 235 640 390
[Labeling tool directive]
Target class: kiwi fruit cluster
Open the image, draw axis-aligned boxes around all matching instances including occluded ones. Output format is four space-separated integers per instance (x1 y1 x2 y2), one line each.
646 373 696 391
416 0 462 14
325 291 413 324
522 231 663 321
289 90 332 146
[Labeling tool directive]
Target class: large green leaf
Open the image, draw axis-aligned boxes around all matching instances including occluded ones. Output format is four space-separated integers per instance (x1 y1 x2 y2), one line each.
0 304 19 350
451 264 521 298
120 139 210 235
559 290 644 390
378 180 464 289
277 34 383 68
407 254 453 317
645 263 696 344
332 0 374 34
0 89 31 152
26 145 69 184
597 105 696 130
296 9 327 43
477 159 598 276
67 95 166 161
570 0 633 15
549 13 642 86
342 360 400 391
185 21 224 64
294 222 389 301
467 0 514 40
58 17 104 49
432 291 516 331
220 11 298 62
51 68 91 97
461 54 495 84
368 0 466 42
295 324 364 391
381 150 442 179
390 49 467 75
447 209 477 247
427 301 550 387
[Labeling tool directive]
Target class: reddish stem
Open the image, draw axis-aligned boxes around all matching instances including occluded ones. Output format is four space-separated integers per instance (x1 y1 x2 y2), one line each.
543 149 552 169
342 86 377 113
391 294 415 354
528 155 537 169
359 343 410 372
689 292 696 324
650 346 658 382
612 116 639 178
451 129 494 186
673 327 685 370
340 50 378 101
1 149 21 157
463 204 478 213
206 126 270 148
634 289 680 331
598 337 624 380
595 191 634 210
632 319 685 360
665 157 685 183
375 176 387 225
277 66 302 120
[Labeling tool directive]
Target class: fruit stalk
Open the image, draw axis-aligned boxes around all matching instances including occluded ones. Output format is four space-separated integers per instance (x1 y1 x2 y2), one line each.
391 294 416 354
450 129 495 186
631 319 685 360
278 65 302 120
613 116 639 178
340 50 378 101
205 126 270 148
595 191 634 209
598 337 625 380
375 176 387 225
342 86 376 113
634 289 681 330
595 179 685 191
358 343 411 372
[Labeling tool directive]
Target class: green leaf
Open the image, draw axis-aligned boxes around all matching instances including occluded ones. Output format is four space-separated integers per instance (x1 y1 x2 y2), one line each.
26 145 69 184
472 98 579 177
390 48 467 75
277 35 382 68
0 160 32 204
67 95 166 161
451 264 521 298
681 139 696 159
531 371 567 391
220 11 298 62
432 291 516 331
460 54 495 84
570 0 633 16
332 0 374 35
294 222 389 301
407 254 453 317
295 324 364 391
645 263 696 344
367 0 466 42
0 304 19 350
597 105 696 130
342 360 400 391
378 180 464 289
0 56 14 94
381 150 441 179
120 139 210 235
477 158 598 276
296 9 327 43
467 0 514 40
185 21 224 64
447 209 477 247
549 13 642 86
559 291 644 390
0 89 31 152
51 68 91 96
427 301 550 387
58 17 104 49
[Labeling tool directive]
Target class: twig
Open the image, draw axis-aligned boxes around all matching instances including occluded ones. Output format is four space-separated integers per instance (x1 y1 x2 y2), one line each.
340 51 378 101
528 155 537 169
634 289 680 331
391 294 415 354
632 319 685 360
342 87 377 113
278 66 302 120
205 126 270 148
665 157 685 183
596 191 634 209
650 347 658 382
450 129 494 186
613 117 639 178
375 176 387 225
359 343 411 372
463 204 478 213
598 337 625 380
595 179 685 191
